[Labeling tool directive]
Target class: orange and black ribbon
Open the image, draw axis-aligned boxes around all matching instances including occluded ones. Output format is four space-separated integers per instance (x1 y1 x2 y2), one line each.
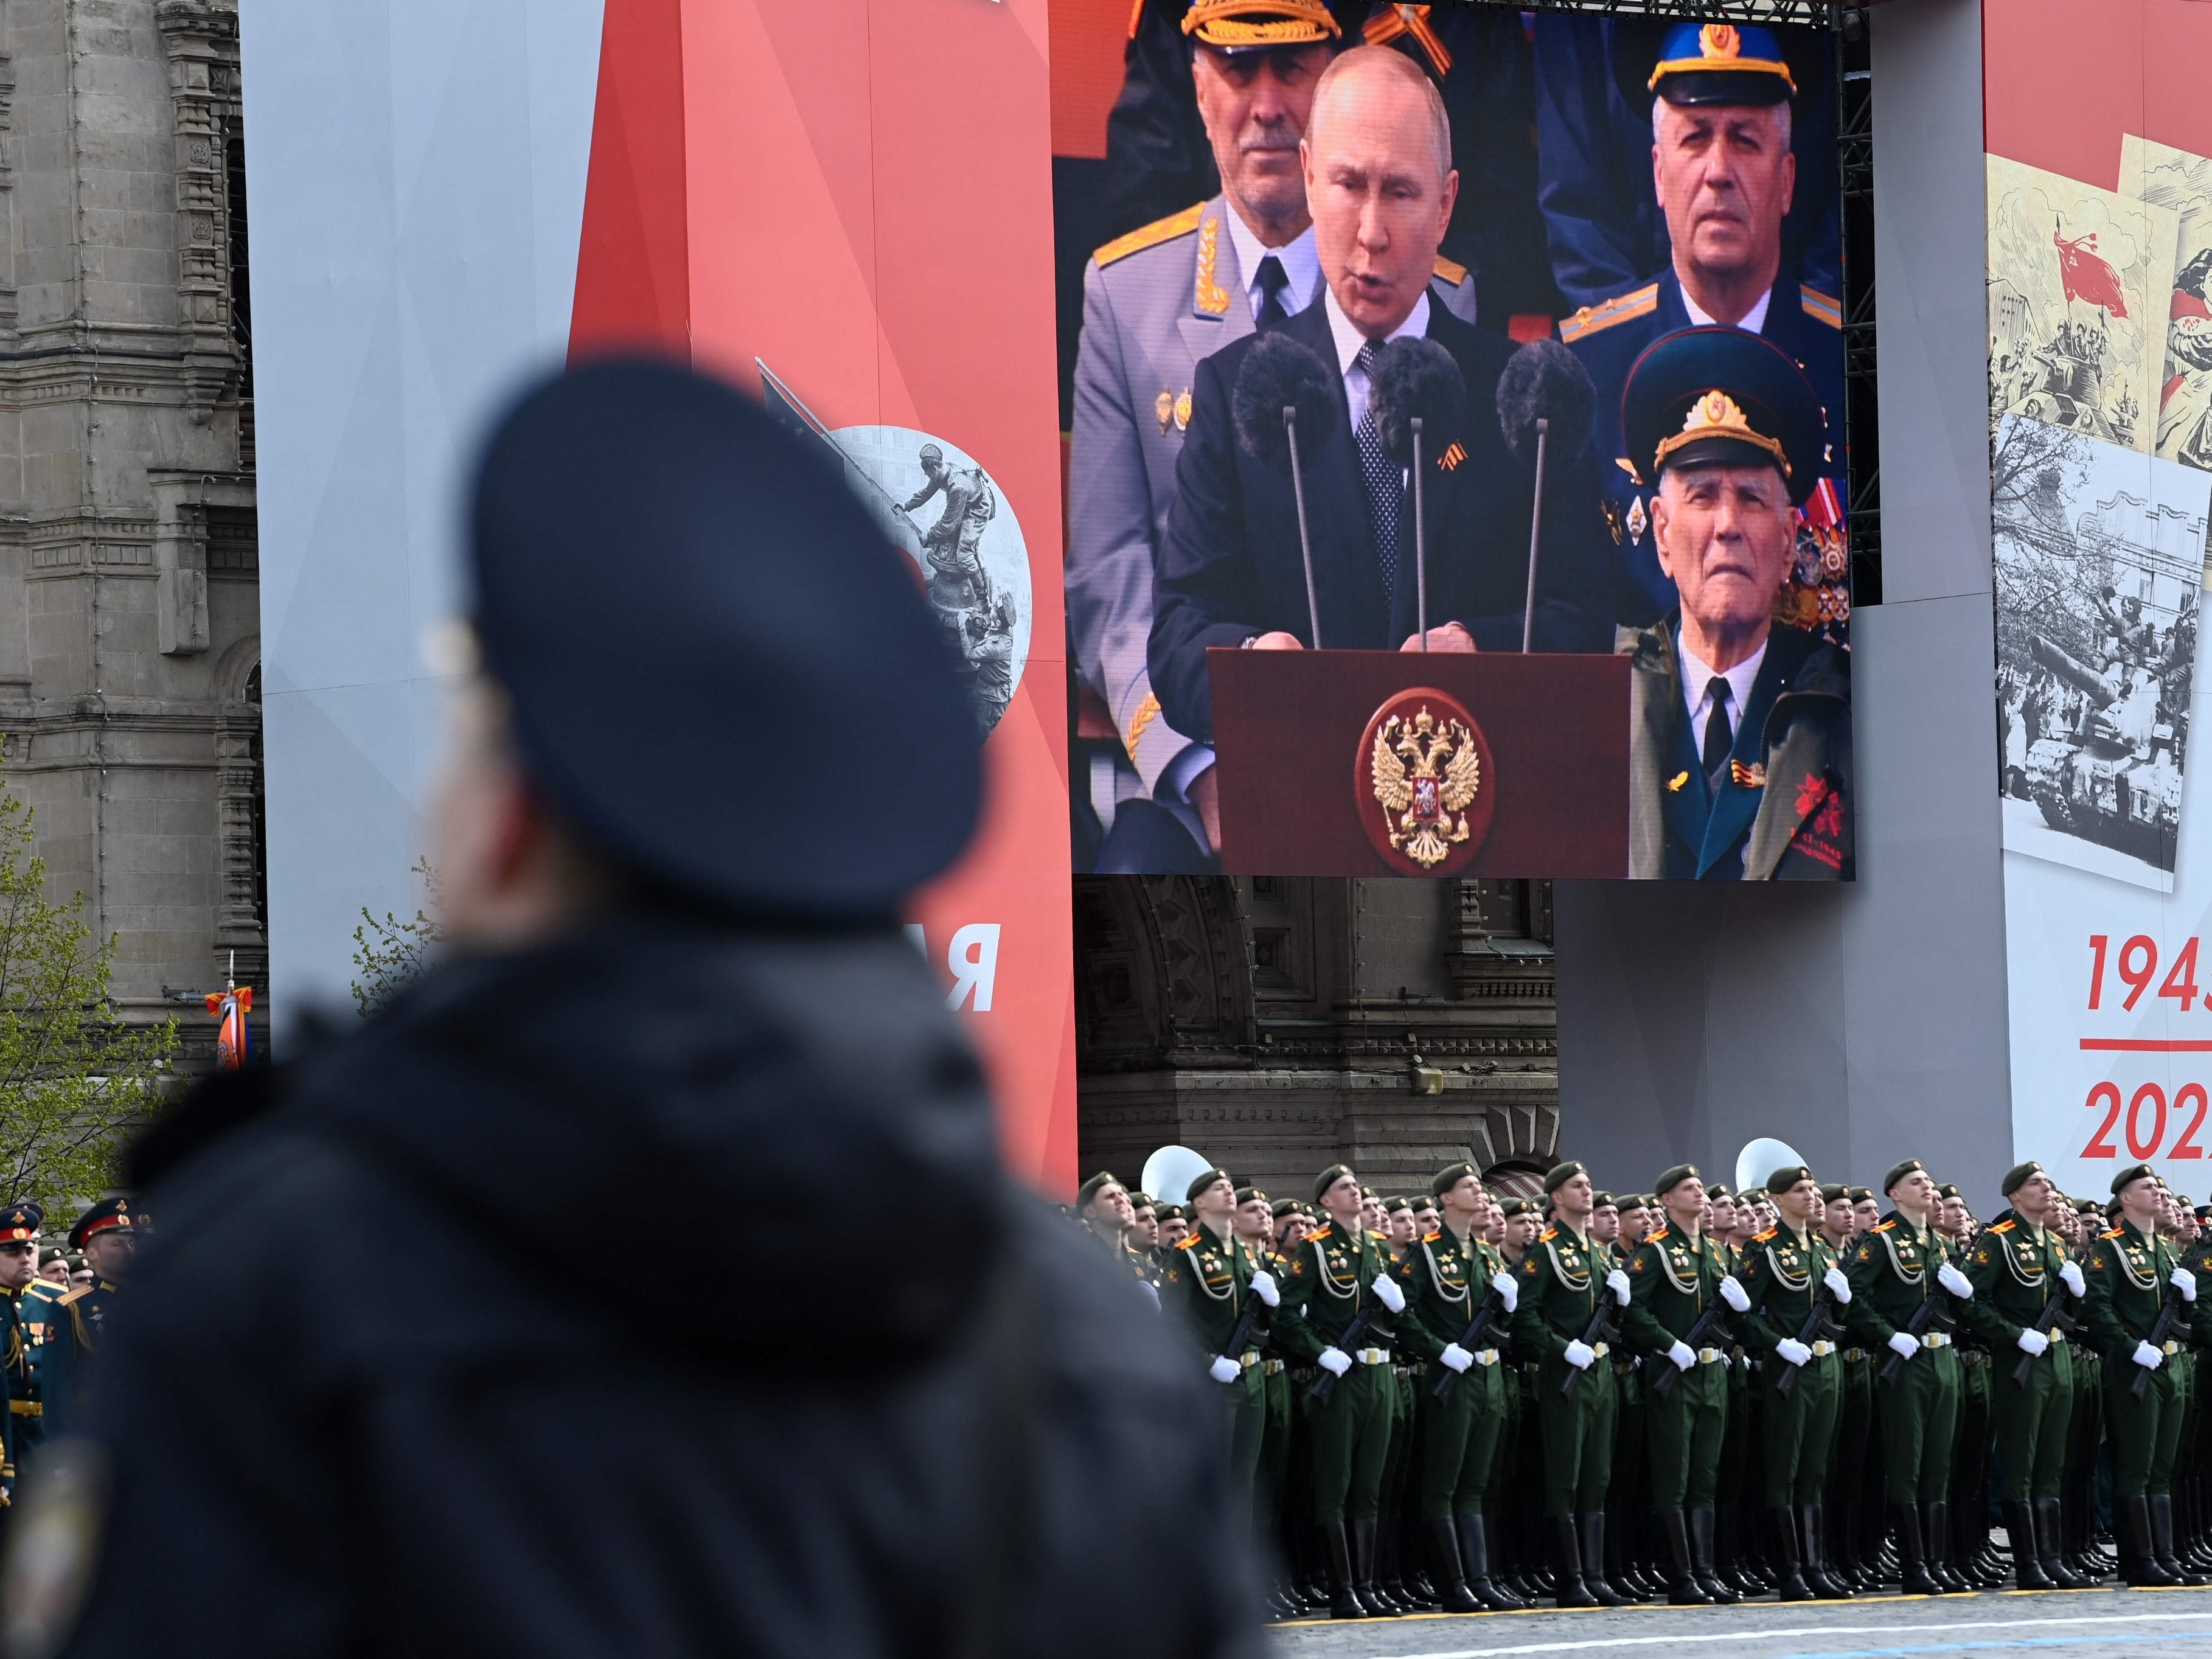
1364 3 1452 75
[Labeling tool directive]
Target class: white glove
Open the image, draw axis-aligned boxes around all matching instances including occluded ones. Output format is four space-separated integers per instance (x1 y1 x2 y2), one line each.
1492 1271 1518 1312
2061 1261 2086 1298
1667 1340 1697 1372
1440 1343 1474 1373
1775 1337 1812 1367
1318 1347 1352 1377
1250 1270 1280 1309
1607 1268 1632 1307
2135 1339 2166 1371
1823 1266 1853 1303
1209 1355 1241 1384
2174 1266 2197 1304
1888 1330 1921 1362
1371 1274 1407 1315
1563 1340 1596 1370
1938 1261 1975 1299
1719 1275 1751 1313
2016 1329 2050 1357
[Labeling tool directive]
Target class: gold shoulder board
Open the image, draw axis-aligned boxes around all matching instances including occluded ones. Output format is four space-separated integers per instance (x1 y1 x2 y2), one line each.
1094 202 1206 269
1801 283 1843 329
1559 282 1661 345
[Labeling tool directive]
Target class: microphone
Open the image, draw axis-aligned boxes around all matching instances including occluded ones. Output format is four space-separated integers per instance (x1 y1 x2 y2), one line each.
1368 339 1467 649
1495 339 1596 652
1234 333 1341 649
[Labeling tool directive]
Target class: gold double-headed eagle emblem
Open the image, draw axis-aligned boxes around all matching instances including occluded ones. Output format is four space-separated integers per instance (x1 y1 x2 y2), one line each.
1369 704 1481 869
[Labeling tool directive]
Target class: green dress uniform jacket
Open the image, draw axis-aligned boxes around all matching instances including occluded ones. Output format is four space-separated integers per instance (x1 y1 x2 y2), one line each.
1160 1223 1265 1490
1622 1223 1733 1511
1 1279 61 1480
1397 1223 1513 1518
1278 1219 1400 1524
1964 1211 2077 1501
1513 1222 1621 1516
1845 1212 1964 1501
1739 1223 1845 1506
2085 1219 2191 1498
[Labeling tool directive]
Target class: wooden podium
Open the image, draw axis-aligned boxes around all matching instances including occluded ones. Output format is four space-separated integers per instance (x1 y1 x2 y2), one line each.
1207 648 1630 877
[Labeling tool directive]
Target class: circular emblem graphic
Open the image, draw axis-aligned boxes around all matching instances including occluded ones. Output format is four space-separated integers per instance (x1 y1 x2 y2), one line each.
831 425 1032 737
1355 687 1496 874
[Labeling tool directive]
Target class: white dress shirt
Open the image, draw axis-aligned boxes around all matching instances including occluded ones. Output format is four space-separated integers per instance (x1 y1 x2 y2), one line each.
1221 210 1322 321
1681 282 1773 335
1677 630 1767 764
1323 286 1432 431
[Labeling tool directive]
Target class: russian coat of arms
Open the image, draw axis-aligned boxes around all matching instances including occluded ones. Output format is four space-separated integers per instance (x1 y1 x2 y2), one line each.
1369 704 1482 869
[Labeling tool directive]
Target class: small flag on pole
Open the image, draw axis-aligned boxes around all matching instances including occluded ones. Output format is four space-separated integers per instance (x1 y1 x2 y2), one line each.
206 953 253 1071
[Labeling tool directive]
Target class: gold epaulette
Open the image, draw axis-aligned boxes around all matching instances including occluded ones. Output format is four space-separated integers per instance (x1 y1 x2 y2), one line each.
2102 1227 2126 1240
1309 1223 1334 1241
1094 201 1205 269
1801 283 1843 329
1646 1225 1670 1244
1174 1233 1201 1251
1754 1228 1778 1242
1875 1219 1897 1232
1422 1229 1442 1243
55 1287 87 1307
1990 1219 2016 1234
1559 282 1660 345
1540 1226 1559 1242
1433 254 1470 286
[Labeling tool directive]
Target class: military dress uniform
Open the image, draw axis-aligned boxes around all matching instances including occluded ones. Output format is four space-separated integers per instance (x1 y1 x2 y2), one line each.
39 1197 139 1444
1160 1198 1267 1495
1619 1168 1736 1605
1964 1172 2084 1590
0 1202 45 1501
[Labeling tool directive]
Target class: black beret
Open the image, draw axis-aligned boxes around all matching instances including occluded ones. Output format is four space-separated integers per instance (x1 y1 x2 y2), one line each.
1820 1183 1848 1203
1186 1167 1233 1203
1076 1172 1122 1208
1543 1161 1588 1195
2113 1163 2160 1196
1883 1160 1927 1195
1498 1197 1538 1217
1706 1184 1733 1201
1768 1165 1815 1194
1271 1198 1302 1219
1850 1188 1874 1204
1383 1195 1413 1214
1128 1192 1155 1211
470 359 980 919
1234 1186 1265 1207
1936 1183 1961 1200
1621 326 1827 504
1433 1161 1480 1197
1591 1192 1616 1209
1654 1164 1699 1196
1315 1164 1355 1203
1156 1203 1188 1222
2001 1161 2045 1197
1618 1194 1649 1212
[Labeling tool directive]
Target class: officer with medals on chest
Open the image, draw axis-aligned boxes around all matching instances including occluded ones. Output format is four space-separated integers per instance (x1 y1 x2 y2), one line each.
1563 22 1846 630
1161 1169 1276 1502
1964 1160 2090 1590
2086 1163 2210 1587
0 1201 47 1503
1391 1162 1526 1613
1275 1163 1408 1618
1845 1158 1975 1596
1621 1163 1744 1606
1737 1164 1853 1601
39 1198 137 1444
1513 1161 1633 1607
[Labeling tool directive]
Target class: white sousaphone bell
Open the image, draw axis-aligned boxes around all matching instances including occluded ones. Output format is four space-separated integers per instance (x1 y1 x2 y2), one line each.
1736 1136 1810 1196
1142 1145 1216 1208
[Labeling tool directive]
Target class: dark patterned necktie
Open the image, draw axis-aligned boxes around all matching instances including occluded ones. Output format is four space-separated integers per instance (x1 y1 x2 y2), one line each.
1702 677 1734 790
1355 340 1402 613
1254 254 1290 332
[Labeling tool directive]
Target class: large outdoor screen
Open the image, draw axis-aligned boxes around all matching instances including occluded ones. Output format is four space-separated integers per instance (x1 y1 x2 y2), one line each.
1056 6 1851 882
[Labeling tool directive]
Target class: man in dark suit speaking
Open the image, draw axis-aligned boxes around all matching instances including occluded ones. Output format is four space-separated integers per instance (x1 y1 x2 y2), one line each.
1148 44 1611 849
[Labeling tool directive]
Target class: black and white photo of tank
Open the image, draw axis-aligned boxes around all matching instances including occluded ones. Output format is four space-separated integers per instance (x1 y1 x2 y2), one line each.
1992 414 2208 890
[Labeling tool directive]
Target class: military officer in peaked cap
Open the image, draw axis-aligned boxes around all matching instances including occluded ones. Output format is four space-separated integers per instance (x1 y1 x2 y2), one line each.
2088 1163 2208 1585
1563 21 1847 630
1621 1163 1744 1605
0 1200 49 1497
1161 1168 1273 1497
1514 1160 1631 1607
1615 327 1852 880
37 1198 138 1444
1964 1160 2089 1590
40 361 1272 1657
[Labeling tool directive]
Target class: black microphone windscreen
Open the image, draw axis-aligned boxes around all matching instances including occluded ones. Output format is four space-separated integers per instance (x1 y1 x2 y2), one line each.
1368 338 1467 468
1496 338 1596 467
1233 332 1342 469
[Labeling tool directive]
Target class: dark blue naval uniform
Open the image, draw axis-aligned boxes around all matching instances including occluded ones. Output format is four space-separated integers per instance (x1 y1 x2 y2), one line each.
37 1279 116 1442
1 1279 63 1483
1567 271 1846 626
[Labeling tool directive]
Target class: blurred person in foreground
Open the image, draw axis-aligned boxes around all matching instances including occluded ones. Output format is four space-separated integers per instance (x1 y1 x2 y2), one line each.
14 360 1265 1659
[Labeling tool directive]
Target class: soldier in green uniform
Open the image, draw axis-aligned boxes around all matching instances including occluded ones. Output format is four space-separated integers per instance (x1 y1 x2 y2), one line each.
1160 1168 1273 1501
1962 1160 2087 1589
1739 1164 1854 1600
1079 1172 1158 1290
1493 1195 1545 1601
1514 1161 1632 1607
1817 1183 1875 1590
1621 1163 1743 1605
1375 1195 1427 1610
1845 1158 1974 1596
1936 1183 1998 1587
1276 1164 1408 1618
2085 1162 2209 1586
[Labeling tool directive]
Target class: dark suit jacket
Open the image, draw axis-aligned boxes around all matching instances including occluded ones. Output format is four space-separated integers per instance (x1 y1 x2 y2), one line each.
1148 297 1615 745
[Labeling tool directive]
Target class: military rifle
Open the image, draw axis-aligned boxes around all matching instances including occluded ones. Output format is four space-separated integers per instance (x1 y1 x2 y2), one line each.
1430 1285 1511 1405
1775 1284 1848 1400
1213 1283 1272 1380
1307 1290 1396 1408
2130 1279 2194 1399
1877 1285 1960 1384
1559 1292 1621 1399
2008 1281 2081 1385
1647 1288 1733 1403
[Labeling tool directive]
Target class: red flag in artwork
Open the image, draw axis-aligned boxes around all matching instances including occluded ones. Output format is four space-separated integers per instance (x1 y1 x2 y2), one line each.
2054 231 2129 317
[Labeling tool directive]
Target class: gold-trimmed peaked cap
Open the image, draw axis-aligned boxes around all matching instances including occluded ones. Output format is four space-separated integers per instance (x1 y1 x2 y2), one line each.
1181 0 1341 51
1649 21 1796 105
0 1200 42 1245
1622 325 1826 505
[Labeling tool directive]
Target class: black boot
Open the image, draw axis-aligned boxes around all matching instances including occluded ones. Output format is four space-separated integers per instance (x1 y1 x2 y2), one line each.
2006 1500 2054 1589
1425 1517 1481 1614
2122 1494 2178 1587
1923 1500 1965 1593
1658 1510 1711 1604
1896 1502 1940 1595
2151 1494 2209 1586
1577 1512 1626 1605
1551 1515 1597 1607
1689 1508 1739 1604
1457 1513 1526 1612
1800 1503 1853 1598
2035 1496 2088 1588
1772 1505 1814 1601
1352 1519 1399 1614
1325 1520 1369 1616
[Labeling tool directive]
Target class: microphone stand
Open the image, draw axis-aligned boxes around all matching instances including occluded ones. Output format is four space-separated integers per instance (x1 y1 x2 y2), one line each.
1520 416 1548 654
1411 415 1427 650
1285 405 1323 649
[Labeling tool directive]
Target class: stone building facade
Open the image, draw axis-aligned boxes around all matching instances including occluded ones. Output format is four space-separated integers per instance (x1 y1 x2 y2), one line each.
1074 875 1560 1202
0 0 259 1063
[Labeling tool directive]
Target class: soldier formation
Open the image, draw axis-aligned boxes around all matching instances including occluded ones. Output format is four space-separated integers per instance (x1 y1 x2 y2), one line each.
0 1197 136 1501
1074 1154 2212 1619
